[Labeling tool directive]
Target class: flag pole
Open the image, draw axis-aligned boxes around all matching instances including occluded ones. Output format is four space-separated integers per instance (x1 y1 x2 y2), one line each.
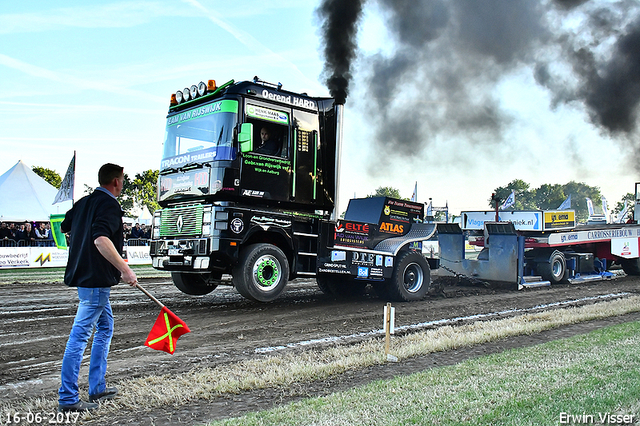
71 150 75 207
135 283 165 309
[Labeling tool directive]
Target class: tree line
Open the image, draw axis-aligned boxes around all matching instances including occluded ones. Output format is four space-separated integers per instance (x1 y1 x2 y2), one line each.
491 179 634 223
368 180 635 223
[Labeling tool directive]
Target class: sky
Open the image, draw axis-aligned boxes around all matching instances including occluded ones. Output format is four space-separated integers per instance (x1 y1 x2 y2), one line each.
1 0 639 217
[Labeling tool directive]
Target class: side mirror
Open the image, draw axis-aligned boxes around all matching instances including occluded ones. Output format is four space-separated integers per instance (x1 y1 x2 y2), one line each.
238 123 253 153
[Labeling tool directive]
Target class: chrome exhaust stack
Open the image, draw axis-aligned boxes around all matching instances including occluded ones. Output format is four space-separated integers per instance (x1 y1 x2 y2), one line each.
331 103 344 221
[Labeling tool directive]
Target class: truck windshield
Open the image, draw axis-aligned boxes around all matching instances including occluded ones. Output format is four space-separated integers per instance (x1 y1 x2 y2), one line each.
161 99 238 171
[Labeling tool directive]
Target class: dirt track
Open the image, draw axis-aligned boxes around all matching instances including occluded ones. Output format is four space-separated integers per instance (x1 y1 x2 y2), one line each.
1 272 639 424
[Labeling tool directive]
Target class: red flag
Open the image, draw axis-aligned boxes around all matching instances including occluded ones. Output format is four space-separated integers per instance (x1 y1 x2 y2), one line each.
144 307 190 354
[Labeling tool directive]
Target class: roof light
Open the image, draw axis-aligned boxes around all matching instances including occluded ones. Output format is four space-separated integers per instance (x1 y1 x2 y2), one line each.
170 78 218 106
198 81 207 96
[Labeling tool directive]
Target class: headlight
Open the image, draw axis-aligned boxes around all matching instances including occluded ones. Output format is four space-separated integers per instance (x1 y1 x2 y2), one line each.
153 215 161 227
183 88 191 101
203 212 212 223
153 228 160 239
202 224 211 236
198 81 207 96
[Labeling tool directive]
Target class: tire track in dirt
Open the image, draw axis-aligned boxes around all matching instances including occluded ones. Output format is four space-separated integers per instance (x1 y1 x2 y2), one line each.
2 274 639 409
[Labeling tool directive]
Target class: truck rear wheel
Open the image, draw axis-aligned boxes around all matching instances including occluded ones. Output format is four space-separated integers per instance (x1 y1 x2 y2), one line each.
172 272 218 295
621 257 640 275
538 250 566 284
233 243 289 302
385 251 431 302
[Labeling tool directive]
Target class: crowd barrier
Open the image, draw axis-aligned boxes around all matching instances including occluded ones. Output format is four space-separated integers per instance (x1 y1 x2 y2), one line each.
0 239 57 248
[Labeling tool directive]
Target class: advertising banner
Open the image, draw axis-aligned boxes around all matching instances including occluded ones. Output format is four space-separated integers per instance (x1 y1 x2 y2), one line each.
0 246 151 268
124 246 152 265
0 247 68 268
462 211 543 231
543 211 575 230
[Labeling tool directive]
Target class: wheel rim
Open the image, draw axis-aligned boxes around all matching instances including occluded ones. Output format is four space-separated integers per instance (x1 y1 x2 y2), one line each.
552 259 563 278
403 262 424 293
252 254 281 292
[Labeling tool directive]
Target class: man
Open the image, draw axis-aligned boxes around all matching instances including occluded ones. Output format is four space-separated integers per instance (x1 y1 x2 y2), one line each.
35 222 50 240
58 163 138 413
130 223 142 239
14 223 26 242
0 222 11 239
255 126 280 156
23 222 37 246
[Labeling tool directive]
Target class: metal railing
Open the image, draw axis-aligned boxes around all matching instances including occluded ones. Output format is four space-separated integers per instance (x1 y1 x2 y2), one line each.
126 238 149 246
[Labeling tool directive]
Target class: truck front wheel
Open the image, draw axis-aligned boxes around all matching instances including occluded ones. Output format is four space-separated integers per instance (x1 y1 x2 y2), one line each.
386 251 431 302
172 272 218 295
233 243 289 302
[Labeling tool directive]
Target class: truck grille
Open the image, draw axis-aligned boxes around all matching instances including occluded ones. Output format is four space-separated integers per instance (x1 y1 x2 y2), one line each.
160 205 203 237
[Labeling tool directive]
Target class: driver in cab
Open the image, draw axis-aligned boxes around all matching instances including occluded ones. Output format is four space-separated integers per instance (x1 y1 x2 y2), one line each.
255 127 279 156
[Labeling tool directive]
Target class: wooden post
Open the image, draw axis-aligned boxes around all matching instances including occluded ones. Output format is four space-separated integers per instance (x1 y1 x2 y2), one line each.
384 303 398 362
385 302 391 355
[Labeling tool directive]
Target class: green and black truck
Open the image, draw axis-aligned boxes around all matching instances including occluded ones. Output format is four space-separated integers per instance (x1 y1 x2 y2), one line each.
150 77 436 302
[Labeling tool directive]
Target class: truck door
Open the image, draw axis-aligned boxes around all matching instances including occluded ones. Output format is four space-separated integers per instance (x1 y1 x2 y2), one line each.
292 110 319 205
240 102 292 202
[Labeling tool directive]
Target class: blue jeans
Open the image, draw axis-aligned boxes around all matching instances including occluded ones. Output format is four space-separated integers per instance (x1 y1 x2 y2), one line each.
58 287 113 405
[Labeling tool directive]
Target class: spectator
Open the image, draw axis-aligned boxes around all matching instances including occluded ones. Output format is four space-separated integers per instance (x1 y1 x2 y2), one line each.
15 224 26 242
0 222 11 239
141 224 150 239
130 223 142 239
123 224 131 241
8 223 17 240
35 222 50 240
24 222 37 245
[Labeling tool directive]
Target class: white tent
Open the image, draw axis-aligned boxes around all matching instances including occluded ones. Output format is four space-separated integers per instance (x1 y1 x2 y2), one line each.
0 160 73 222
137 205 153 225
128 204 152 226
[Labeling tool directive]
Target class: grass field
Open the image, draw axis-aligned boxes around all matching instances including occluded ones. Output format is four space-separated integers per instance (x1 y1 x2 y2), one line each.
208 320 640 426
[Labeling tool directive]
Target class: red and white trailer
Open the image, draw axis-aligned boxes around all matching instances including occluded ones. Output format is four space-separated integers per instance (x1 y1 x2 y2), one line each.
438 208 640 289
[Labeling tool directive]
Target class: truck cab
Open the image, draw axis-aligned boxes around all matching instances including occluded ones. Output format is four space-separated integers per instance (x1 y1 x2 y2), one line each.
150 78 337 301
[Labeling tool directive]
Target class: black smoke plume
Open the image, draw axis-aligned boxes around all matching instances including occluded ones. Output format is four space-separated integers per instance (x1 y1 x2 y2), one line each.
533 2 640 136
360 0 549 169
316 0 367 104
317 0 640 176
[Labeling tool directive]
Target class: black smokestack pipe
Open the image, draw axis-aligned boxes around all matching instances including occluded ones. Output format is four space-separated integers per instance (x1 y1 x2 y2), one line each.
317 0 366 105
332 103 344 221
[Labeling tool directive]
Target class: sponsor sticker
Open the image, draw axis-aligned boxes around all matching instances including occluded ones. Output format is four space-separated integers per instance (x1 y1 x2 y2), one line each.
331 251 346 261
